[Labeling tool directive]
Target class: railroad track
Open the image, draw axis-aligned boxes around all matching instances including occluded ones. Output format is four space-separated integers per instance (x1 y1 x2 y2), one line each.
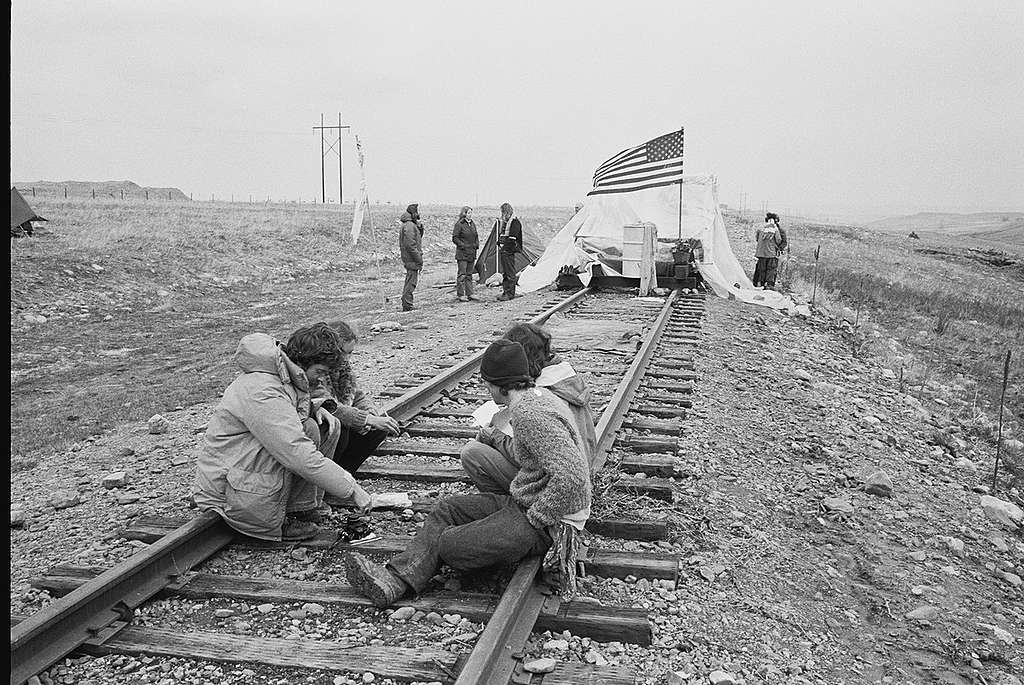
12 286 705 685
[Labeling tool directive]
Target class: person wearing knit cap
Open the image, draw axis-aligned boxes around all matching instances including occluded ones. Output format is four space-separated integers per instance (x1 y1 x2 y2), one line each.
345 338 592 607
494 202 523 301
398 203 424 311
451 206 479 302
461 323 597 495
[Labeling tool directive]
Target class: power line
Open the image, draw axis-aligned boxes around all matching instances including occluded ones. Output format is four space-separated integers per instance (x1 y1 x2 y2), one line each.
312 112 350 204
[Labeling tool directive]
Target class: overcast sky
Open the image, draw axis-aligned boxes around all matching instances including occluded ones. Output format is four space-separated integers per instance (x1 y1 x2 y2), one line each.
10 1 1024 221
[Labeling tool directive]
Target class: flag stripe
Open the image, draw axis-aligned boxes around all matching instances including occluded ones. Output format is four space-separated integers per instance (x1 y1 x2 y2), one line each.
593 149 648 182
593 165 684 189
594 157 683 185
593 143 644 178
587 177 684 196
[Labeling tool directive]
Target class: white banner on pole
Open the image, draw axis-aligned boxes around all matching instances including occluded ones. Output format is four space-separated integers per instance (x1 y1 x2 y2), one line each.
351 134 369 245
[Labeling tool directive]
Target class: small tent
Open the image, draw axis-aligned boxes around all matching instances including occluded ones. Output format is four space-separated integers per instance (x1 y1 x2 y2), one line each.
517 175 795 311
473 218 546 283
11 187 47 237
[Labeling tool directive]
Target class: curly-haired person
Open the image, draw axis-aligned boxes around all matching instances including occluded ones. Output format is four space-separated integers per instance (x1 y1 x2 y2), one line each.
310 321 400 505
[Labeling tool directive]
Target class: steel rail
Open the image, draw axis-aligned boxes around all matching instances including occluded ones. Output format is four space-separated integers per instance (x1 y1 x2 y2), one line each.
10 510 233 685
454 289 683 685
384 287 591 421
9 286 593 685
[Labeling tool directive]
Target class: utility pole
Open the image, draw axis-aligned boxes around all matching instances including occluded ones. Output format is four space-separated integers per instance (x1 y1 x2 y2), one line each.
312 112 351 204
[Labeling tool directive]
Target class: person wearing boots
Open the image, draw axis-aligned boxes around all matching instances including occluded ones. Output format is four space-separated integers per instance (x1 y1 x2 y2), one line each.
344 339 591 607
494 202 523 301
398 203 424 311
451 206 479 302
193 323 374 542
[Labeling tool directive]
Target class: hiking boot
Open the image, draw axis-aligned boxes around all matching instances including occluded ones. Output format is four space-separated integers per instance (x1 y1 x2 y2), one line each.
496 294 511 301
344 552 407 608
458 296 469 302
289 508 323 524
281 518 320 542
467 295 480 301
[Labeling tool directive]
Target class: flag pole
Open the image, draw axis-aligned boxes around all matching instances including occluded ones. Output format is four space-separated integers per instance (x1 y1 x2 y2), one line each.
677 126 685 239
677 180 683 240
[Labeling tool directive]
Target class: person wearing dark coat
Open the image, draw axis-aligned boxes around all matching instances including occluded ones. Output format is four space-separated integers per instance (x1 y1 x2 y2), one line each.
398 204 424 311
452 206 480 302
494 202 523 301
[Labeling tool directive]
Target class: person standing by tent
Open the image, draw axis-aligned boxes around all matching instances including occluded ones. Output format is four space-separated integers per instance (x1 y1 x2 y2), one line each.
752 212 786 289
494 202 523 301
451 206 480 302
398 204 424 311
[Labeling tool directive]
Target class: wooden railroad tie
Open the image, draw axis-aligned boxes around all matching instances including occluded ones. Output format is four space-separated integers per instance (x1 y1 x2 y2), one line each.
30 568 654 645
120 518 679 580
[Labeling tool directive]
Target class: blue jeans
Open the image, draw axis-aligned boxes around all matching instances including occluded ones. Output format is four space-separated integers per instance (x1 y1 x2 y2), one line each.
387 493 551 593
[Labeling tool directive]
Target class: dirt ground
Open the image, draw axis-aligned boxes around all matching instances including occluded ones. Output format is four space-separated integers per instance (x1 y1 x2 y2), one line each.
9 202 1023 684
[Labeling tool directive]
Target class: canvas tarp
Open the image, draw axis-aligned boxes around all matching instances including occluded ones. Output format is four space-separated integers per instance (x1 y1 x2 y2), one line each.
473 218 546 282
517 176 796 312
11 187 47 230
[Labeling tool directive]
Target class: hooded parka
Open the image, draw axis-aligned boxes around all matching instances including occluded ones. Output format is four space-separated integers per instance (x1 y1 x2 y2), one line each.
398 205 424 270
193 333 360 540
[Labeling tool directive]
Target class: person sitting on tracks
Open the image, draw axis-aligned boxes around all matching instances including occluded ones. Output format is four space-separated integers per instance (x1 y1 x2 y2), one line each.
311 320 400 505
193 323 374 542
461 323 598 493
344 339 592 607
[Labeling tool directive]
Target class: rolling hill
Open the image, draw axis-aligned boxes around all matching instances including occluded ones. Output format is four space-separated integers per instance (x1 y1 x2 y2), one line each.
867 211 1024 244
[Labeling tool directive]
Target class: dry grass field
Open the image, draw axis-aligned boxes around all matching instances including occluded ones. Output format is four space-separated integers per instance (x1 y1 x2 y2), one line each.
12 200 1022 474
9 199 573 469
727 212 1023 472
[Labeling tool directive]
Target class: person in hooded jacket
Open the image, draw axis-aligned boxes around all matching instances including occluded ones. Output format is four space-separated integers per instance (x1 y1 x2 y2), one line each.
460 322 598 493
451 206 479 302
398 203 424 311
193 323 374 542
752 212 788 288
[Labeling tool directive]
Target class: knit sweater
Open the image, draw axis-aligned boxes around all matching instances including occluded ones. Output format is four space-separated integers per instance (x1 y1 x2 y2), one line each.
508 388 592 529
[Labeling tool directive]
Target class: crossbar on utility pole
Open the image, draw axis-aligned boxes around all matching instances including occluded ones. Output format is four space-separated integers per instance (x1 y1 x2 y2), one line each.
312 112 351 204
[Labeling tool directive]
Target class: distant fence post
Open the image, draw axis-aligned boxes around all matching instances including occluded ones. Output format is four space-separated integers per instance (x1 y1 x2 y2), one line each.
120 190 124 200
92 189 96 199
991 349 1013 491
146 190 149 200
168 191 171 200
64 187 67 198
190 192 193 201
32 187 35 197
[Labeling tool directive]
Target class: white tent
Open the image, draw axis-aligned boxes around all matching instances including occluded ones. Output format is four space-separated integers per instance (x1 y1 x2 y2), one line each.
518 175 795 311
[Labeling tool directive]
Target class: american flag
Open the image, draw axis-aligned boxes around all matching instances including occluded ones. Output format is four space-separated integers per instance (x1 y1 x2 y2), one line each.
588 129 684 196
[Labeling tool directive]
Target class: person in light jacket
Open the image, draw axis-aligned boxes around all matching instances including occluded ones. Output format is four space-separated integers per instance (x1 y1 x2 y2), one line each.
193 324 373 542
452 206 480 302
752 212 787 289
398 203 424 311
